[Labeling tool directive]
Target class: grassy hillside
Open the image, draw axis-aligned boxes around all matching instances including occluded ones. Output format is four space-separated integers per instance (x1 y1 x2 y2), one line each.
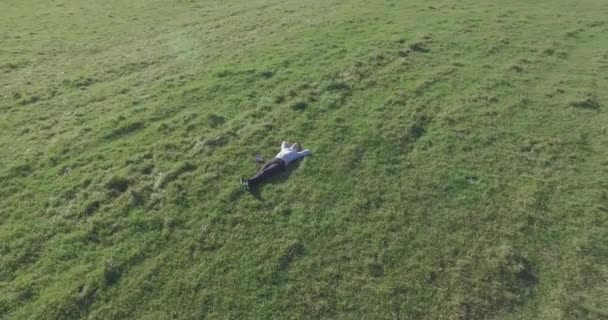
1 0 607 318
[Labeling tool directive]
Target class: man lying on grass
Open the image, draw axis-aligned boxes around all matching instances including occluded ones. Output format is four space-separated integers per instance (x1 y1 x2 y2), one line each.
240 141 311 190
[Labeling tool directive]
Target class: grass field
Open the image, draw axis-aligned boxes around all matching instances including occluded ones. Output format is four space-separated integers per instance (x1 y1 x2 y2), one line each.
1 0 608 318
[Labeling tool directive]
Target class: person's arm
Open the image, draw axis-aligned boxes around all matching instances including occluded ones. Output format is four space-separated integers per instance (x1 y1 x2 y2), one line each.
298 149 311 157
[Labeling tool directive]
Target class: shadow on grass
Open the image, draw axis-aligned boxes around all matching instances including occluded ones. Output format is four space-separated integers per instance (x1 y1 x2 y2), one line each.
247 159 304 201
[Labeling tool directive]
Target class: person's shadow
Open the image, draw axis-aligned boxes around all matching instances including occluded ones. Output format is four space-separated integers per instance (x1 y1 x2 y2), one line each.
248 159 304 201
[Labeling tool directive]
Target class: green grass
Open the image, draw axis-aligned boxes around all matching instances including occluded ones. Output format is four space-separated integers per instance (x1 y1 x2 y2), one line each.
1 0 608 318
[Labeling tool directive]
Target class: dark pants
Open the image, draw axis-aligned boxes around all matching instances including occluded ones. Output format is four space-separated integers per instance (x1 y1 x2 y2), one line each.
247 158 285 187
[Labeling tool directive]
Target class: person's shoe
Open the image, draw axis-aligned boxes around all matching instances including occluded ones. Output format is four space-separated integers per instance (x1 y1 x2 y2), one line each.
239 178 250 191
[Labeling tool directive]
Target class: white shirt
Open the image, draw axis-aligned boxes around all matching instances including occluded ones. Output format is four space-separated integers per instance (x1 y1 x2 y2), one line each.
276 141 311 165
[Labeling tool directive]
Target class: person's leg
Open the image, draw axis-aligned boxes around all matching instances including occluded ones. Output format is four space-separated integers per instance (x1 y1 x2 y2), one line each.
246 158 285 188
260 159 276 171
242 159 276 187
